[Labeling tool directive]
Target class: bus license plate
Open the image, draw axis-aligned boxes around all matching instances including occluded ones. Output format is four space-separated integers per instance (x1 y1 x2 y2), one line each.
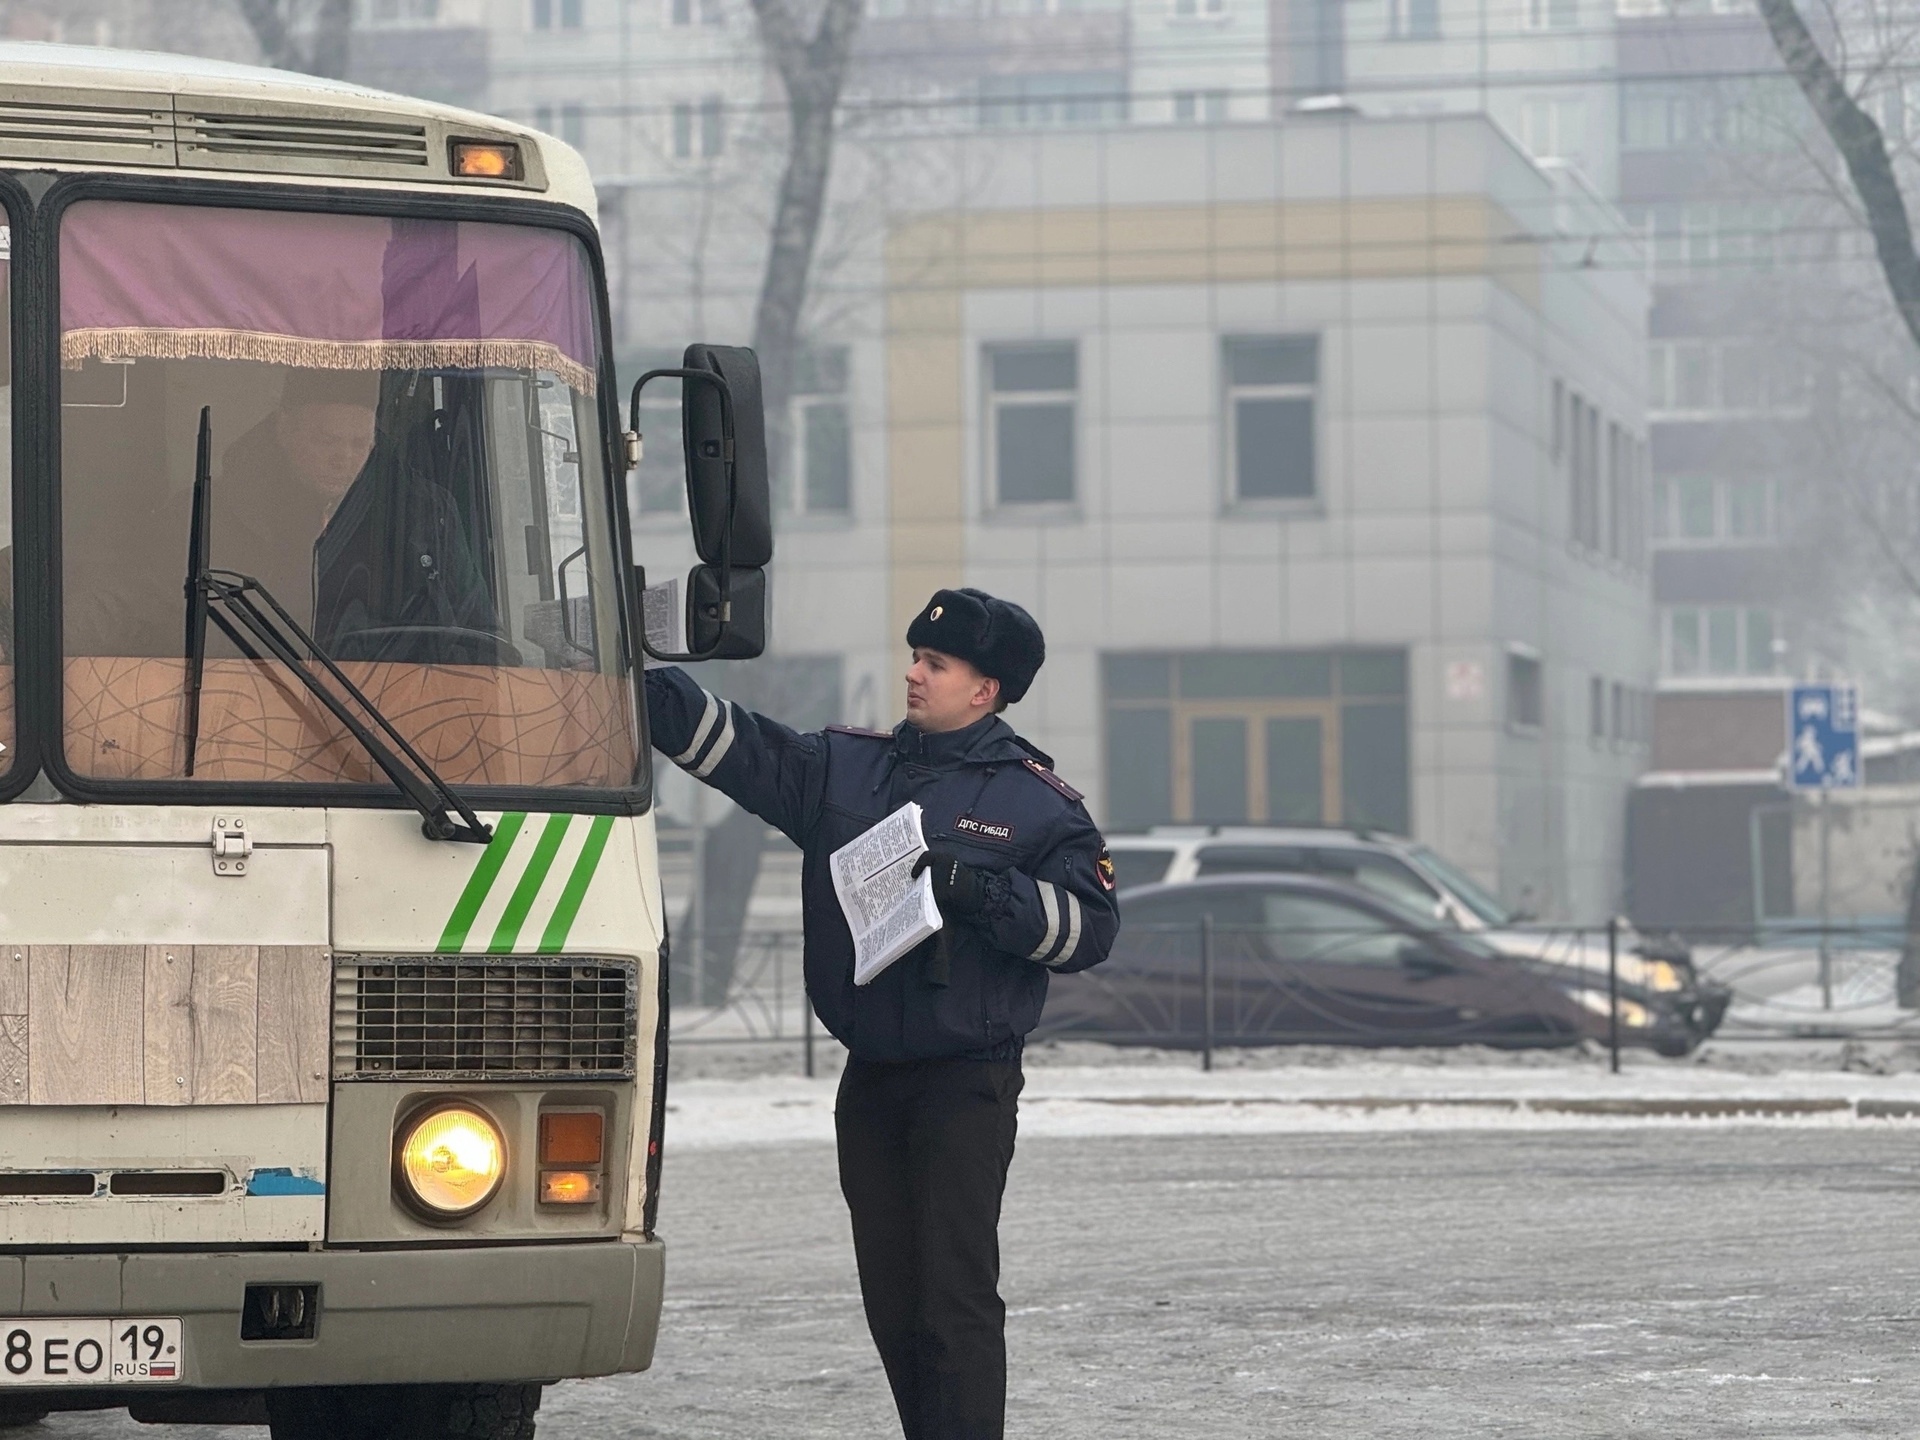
0 1318 183 1384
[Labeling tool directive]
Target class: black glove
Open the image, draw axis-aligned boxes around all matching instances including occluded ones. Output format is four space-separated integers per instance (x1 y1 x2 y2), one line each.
912 848 989 919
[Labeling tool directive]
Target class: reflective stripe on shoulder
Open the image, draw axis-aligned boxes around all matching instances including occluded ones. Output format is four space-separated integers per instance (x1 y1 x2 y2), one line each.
1028 881 1060 962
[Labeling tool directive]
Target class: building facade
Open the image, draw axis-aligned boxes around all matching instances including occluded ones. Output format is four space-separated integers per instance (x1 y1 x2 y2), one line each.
631 115 1653 918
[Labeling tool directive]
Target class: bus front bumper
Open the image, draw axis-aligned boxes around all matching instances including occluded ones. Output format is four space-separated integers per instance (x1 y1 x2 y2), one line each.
0 1239 663 1388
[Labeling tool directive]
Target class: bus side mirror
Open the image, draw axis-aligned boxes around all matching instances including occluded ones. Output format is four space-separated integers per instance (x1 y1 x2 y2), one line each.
680 344 771 569
688 564 766 659
626 343 772 662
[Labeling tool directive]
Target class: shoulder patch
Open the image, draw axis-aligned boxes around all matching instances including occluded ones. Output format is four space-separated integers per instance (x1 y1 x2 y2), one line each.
1021 757 1083 803
826 724 892 741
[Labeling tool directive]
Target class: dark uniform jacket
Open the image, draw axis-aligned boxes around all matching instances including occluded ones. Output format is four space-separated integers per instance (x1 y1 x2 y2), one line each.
646 666 1119 1063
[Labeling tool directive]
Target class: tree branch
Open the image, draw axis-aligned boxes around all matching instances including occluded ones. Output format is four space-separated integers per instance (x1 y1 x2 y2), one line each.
307 0 355 80
231 0 297 69
1758 0 1920 351
746 0 867 421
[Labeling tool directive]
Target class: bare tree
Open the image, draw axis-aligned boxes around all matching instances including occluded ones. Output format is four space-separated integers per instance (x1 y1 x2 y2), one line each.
230 0 353 78
748 0 868 432
680 0 868 1004
1759 0 1920 346
1759 0 1920 1000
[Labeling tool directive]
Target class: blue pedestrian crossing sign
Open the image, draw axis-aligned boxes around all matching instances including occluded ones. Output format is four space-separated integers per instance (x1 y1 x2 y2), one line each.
1788 683 1860 790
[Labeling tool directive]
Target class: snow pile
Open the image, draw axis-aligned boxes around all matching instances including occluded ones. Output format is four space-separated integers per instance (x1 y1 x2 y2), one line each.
662 1057 1920 1150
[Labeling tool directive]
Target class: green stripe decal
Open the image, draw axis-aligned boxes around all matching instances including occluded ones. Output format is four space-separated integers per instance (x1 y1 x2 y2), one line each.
487 814 573 954
436 812 527 953
538 815 615 953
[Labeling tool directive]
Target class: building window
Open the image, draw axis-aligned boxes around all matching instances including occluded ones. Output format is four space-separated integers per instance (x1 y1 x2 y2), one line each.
1651 475 1777 544
1519 96 1585 165
978 71 1128 128
1632 202 1796 281
791 345 852 516
1173 90 1229 123
533 0 582 27
1567 391 1604 550
673 98 725 159
1388 0 1440 39
1589 675 1605 742
533 104 586 149
987 342 1077 506
1525 0 1579 27
1610 681 1627 744
1507 652 1543 730
368 0 440 23
1103 650 1409 833
1663 607 1778 676
1622 79 1801 154
1224 335 1317 503
1170 0 1227 15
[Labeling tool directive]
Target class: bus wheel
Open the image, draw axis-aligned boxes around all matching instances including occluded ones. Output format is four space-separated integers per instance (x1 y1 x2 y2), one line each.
266 1383 542 1440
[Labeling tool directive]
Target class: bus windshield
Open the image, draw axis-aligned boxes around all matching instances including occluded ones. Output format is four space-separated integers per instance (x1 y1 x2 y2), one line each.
57 199 637 793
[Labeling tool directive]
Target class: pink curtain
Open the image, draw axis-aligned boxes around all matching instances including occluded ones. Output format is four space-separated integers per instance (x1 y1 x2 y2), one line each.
60 201 598 394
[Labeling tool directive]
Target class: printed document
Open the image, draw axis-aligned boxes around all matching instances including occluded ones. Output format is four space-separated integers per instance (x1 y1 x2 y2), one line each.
641 577 682 667
830 802 944 986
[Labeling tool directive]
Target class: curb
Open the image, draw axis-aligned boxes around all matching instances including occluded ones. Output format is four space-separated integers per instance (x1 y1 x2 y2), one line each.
1030 1095 1902 1119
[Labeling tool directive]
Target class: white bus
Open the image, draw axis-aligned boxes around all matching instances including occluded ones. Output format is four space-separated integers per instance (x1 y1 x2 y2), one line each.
0 41 770 1440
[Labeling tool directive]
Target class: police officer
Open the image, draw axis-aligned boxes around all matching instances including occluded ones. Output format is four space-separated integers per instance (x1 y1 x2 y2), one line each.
645 587 1117 1440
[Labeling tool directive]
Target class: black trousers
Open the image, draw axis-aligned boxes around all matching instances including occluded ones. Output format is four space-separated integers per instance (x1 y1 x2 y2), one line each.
835 1055 1025 1440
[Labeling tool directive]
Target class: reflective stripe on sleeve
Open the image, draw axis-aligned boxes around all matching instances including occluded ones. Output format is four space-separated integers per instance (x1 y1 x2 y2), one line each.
1046 890 1083 969
671 691 722 768
1028 881 1060 961
690 702 738 779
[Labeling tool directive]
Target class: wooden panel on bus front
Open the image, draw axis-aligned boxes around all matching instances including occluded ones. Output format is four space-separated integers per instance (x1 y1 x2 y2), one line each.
65 657 636 787
0 945 329 1106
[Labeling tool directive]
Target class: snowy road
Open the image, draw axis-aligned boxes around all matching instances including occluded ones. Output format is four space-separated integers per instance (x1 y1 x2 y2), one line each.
38 1121 1920 1438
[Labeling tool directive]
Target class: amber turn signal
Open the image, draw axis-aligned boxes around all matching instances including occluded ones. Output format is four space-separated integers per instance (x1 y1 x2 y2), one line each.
539 1111 604 1166
539 1170 600 1205
450 140 521 180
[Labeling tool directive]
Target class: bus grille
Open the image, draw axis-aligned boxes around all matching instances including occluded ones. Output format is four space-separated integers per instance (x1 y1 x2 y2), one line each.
334 957 637 1080
178 109 430 177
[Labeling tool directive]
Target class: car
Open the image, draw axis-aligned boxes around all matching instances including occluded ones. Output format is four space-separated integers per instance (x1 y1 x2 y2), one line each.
1105 825 1731 1036
1037 874 1710 1055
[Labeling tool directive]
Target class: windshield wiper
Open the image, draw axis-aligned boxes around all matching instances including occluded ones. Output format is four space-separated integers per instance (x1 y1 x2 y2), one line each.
181 407 492 844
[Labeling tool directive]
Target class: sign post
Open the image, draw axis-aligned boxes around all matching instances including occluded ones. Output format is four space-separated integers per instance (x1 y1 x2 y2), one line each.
1788 684 1861 1010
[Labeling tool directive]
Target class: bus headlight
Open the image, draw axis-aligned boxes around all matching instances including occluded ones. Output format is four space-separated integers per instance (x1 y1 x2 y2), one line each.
395 1104 506 1219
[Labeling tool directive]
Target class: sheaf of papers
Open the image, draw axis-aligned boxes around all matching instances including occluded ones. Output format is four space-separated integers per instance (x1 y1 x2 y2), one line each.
641 576 682 667
830 801 944 986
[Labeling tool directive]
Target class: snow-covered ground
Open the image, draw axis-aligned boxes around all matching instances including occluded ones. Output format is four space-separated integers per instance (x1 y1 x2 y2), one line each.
664 1042 1920 1149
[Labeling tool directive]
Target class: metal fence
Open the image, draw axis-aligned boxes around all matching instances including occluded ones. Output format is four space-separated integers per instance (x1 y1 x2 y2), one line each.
665 920 1920 1076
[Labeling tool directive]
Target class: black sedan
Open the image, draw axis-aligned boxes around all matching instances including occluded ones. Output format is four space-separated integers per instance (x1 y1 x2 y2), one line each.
1035 875 1705 1054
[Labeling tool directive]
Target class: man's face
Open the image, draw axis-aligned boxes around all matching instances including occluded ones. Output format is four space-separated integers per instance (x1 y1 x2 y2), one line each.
276 400 376 503
905 647 999 733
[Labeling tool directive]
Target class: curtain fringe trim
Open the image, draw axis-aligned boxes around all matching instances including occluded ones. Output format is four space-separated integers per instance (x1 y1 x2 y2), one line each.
61 328 597 396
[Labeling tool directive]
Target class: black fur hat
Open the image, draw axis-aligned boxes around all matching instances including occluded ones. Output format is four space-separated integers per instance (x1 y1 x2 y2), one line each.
906 588 1045 704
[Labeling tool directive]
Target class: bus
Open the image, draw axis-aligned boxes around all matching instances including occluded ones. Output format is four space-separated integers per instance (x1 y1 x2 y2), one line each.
0 40 770 1440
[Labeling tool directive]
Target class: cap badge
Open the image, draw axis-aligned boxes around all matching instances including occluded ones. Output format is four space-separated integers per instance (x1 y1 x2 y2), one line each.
930 605 944 620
